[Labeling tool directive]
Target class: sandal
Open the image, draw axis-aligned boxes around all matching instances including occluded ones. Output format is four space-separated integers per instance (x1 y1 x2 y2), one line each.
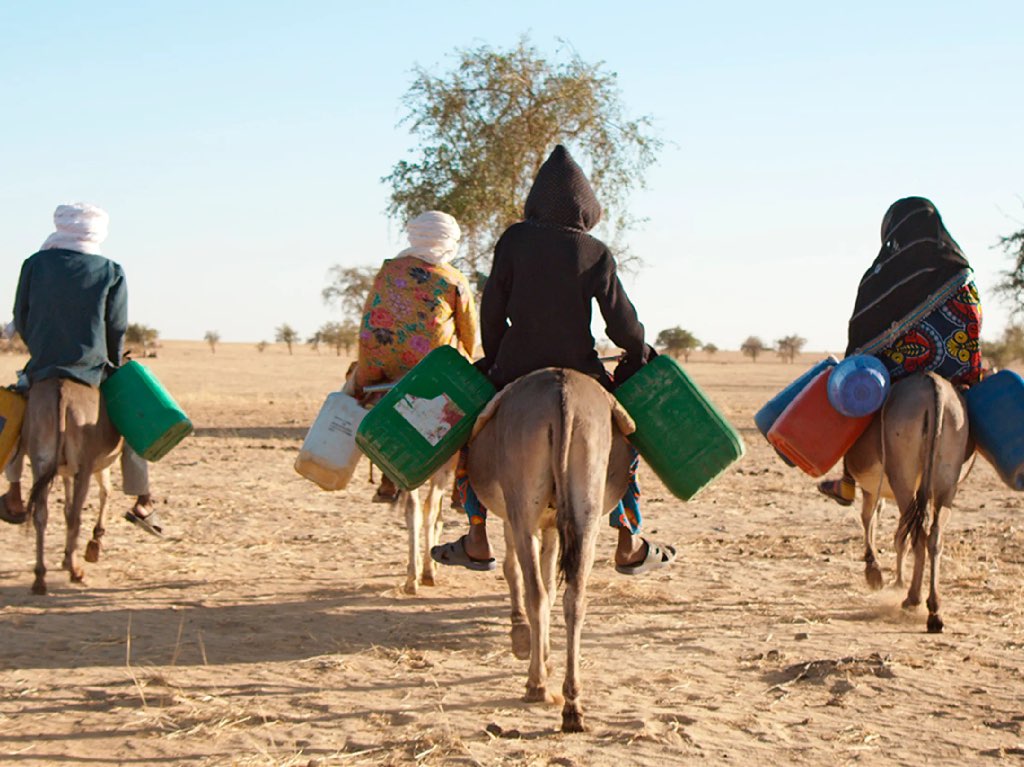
0 493 27 525
430 535 496 571
817 478 855 507
615 539 677 576
124 509 164 538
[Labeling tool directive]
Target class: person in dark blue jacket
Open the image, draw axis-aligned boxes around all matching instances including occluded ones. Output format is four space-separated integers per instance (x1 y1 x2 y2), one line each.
0 203 160 535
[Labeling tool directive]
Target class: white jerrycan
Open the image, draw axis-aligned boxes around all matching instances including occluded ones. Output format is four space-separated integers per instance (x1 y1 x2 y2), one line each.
294 391 367 490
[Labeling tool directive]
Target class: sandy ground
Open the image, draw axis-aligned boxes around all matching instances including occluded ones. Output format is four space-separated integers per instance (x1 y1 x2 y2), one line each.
1 342 1022 766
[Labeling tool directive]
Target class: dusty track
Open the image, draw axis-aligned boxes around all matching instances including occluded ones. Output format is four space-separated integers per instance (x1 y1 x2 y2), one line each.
1 343 1022 766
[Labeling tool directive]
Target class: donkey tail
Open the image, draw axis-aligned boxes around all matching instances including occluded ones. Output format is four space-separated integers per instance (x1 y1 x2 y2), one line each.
27 381 68 521
897 374 942 549
552 370 582 585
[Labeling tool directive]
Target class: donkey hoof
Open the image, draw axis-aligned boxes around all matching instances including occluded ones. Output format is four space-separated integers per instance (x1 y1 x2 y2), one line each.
420 573 436 587
85 540 101 563
69 568 85 584
901 597 920 610
31 580 47 596
561 707 587 733
510 623 531 660
865 565 884 591
403 579 419 596
524 684 549 703
927 614 944 634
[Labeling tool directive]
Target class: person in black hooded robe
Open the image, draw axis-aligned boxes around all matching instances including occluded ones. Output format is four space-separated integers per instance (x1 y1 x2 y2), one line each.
430 145 676 575
819 196 982 505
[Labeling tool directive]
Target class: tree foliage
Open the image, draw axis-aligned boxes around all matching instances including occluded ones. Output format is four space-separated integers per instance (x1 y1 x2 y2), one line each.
125 323 159 350
322 266 377 323
702 342 718 356
741 336 769 362
656 326 701 362
384 36 661 279
775 334 807 363
995 224 1024 314
204 330 220 354
276 323 299 355
984 324 1024 368
318 321 360 356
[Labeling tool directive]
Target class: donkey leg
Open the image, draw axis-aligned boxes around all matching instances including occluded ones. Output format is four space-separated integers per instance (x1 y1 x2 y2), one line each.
85 467 110 563
503 520 530 660
513 527 552 702
420 479 444 588
925 506 947 633
903 534 927 609
893 523 909 589
31 475 54 596
562 521 600 733
540 526 559 677
63 471 91 583
861 492 884 590
404 490 421 595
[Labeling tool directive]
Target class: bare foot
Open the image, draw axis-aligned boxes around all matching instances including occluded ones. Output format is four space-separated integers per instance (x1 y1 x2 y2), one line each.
464 523 493 561
614 528 647 567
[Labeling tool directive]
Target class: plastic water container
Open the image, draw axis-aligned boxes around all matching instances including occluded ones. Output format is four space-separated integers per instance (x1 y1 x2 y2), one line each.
827 354 890 417
754 356 838 437
295 392 367 490
355 346 496 491
965 370 1024 491
0 388 27 468
767 368 874 477
100 361 193 461
615 356 745 501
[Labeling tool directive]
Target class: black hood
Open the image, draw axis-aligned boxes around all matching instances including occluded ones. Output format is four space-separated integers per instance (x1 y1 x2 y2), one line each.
846 196 971 355
523 145 602 232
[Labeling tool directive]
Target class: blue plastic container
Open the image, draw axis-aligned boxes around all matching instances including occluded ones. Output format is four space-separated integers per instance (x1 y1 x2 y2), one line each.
754 357 838 437
965 370 1024 491
827 354 891 418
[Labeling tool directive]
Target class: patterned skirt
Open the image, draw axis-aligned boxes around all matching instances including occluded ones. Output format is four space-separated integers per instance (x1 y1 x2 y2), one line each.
877 281 982 387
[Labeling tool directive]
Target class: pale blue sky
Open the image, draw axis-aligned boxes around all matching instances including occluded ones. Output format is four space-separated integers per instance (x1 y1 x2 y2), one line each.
1 1 1021 352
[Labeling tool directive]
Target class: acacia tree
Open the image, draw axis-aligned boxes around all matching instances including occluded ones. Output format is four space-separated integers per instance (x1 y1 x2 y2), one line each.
204 330 220 354
775 334 807 363
656 326 701 362
984 324 1024 368
741 336 768 362
322 266 377 322
703 342 719 357
318 320 360 356
995 223 1024 313
384 36 661 281
125 323 159 353
276 324 299 355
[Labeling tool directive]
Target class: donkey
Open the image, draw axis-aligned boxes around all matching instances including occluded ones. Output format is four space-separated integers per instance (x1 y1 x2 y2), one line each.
466 367 635 732
844 372 972 633
23 378 122 594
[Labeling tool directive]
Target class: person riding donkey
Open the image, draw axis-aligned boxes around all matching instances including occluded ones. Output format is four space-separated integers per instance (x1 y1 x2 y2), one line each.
0 202 162 535
819 196 983 506
344 211 479 502
430 144 676 576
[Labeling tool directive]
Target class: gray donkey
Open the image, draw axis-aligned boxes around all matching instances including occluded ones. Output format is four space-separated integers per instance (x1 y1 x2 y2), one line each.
24 378 122 594
467 368 635 732
845 372 972 633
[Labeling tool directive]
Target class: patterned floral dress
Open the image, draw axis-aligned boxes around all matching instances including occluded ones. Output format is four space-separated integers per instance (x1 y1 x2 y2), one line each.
877 281 982 387
355 256 478 389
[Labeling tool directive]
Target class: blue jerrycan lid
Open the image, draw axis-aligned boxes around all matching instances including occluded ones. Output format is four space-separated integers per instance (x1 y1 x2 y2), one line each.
827 354 890 418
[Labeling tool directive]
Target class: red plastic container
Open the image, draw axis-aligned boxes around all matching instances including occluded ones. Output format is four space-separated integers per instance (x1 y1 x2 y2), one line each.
767 369 874 477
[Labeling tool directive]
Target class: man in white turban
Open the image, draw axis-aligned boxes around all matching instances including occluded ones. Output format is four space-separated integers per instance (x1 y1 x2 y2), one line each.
0 203 162 536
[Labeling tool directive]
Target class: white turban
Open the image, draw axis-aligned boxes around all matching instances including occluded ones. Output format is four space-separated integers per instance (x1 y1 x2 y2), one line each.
396 211 461 265
40 202 110 255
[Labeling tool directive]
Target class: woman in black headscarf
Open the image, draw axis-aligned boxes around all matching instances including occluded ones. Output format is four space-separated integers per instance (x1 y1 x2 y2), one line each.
820 196 983 504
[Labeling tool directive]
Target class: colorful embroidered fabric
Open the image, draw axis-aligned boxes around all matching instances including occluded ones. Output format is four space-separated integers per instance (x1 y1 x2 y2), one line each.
877 281 982 387
355 256 477 389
